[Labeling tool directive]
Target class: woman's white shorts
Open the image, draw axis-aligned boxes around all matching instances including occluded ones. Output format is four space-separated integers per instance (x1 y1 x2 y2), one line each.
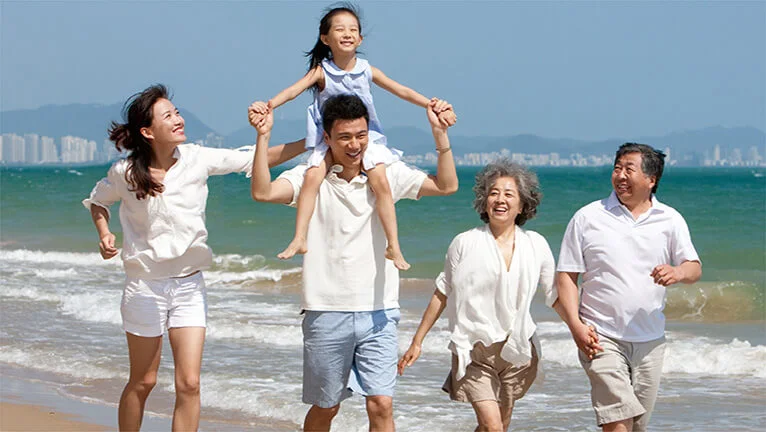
121 272 207 337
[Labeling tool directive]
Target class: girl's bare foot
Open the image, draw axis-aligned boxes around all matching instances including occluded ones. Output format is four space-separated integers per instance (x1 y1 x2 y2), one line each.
385 245 411 271
278 238 308 260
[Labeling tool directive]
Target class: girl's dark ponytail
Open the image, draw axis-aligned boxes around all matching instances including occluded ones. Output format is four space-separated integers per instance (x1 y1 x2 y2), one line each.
306 39 332 72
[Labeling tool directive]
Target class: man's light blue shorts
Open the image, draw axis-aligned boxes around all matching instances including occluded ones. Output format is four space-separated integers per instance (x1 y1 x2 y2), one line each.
302 308 400 408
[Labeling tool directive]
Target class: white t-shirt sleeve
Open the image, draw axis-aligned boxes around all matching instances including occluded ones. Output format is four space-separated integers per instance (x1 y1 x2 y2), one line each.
200 145 254 177
533 233 558 307
435 235 462 297
557 212 586 273
670 212 701 265
387 161 427 202
82 161 124 218
276 164 308 207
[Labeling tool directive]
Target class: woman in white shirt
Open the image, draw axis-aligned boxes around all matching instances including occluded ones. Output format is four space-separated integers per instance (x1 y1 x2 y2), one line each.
398 158 557 431
83 84 301 431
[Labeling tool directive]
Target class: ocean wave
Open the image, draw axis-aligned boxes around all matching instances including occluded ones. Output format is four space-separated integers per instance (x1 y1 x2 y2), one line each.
59 292 122 325
196 375 303 426
0 249 122 268
541 333 766 379
665 281 765 322
662 337 766 378
212 253 268 270
0 286 60 302
208 300 299 320
32 268 79 279
397 327 452 354
206 322 302 345
536 321 572 336
0 346 119 380
205 267 301 285
405 320 766 379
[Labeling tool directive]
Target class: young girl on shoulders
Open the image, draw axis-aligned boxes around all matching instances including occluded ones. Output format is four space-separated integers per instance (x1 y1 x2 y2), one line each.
251 4 456 270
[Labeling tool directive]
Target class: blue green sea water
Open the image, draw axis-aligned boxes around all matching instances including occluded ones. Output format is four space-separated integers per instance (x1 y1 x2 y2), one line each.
1 164 764 430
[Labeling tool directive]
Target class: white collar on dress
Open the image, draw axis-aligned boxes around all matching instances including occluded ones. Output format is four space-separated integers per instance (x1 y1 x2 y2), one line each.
322 57 368 76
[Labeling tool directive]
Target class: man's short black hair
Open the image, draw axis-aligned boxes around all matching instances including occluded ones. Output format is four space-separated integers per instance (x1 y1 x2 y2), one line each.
321 94 370 134
615 142 666 193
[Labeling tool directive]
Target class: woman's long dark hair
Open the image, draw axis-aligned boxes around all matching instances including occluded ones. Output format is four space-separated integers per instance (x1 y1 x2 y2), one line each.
305 3 362 90
108 84 169 200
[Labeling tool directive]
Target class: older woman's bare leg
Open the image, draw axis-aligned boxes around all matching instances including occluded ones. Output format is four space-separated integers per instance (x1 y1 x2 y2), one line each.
499 400 514 431
471 400 504 432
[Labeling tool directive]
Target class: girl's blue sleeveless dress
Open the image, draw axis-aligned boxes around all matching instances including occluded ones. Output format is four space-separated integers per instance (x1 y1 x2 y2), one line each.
305 58 402 169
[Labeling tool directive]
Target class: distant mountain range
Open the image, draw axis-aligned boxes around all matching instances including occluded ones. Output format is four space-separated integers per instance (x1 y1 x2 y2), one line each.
0 103 216 145
2 103 763 158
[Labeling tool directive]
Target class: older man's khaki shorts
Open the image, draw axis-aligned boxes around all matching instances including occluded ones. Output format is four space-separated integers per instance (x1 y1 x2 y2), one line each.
442 340 538 407
579 334 666 431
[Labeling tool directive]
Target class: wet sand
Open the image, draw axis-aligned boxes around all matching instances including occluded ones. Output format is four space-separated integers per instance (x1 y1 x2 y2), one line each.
1 402 107 432
0 373 296 431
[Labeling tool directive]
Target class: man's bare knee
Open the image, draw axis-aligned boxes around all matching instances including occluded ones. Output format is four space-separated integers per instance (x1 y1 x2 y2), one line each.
366 396 393 418
304 404 341 432
311 404 340 419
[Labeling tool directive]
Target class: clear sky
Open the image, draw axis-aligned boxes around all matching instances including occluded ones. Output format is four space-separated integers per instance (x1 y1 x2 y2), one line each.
2 0 764 140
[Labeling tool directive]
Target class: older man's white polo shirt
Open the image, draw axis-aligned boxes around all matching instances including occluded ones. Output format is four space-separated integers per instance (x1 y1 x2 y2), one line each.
278 161 426 311
557 191 700 342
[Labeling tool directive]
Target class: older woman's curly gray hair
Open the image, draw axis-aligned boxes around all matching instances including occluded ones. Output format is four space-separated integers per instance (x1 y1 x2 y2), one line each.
472 158 542 226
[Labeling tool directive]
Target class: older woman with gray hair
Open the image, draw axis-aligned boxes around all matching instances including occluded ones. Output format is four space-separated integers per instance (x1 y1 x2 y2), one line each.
399 158 557 431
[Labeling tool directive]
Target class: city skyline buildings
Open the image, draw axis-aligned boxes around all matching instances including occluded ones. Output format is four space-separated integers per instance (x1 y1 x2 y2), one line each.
1 131 763 168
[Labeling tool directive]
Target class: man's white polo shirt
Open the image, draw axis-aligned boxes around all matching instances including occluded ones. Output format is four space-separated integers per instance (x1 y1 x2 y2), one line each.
557 191 700 342
278 161 426 312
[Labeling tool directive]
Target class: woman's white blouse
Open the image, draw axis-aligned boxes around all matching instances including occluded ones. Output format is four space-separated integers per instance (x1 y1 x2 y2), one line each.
83 144 253 279
436 225 557 381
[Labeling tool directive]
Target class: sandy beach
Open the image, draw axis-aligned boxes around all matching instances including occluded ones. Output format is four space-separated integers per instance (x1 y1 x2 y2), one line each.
0 373 284 432
1 373 138 432
1 402 106 432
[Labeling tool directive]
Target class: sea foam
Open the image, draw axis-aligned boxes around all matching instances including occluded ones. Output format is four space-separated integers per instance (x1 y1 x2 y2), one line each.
0 249 122 268
0 346 119 380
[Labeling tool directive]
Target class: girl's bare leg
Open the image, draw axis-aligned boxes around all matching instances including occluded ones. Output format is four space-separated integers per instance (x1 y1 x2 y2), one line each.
366 164 410 270
278 158 327 259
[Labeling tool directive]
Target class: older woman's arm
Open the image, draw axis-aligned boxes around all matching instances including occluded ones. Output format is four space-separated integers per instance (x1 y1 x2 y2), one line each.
398 289 448 375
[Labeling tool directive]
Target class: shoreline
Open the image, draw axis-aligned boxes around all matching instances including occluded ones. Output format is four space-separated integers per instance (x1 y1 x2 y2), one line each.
0 373 166 432
0 372 297 432
1 402 107 432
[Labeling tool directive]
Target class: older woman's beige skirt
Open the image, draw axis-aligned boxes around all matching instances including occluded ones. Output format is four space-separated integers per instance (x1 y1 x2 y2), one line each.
442 340 538 406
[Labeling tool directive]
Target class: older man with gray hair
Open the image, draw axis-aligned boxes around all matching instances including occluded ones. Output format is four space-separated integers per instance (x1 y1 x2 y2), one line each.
554 143 702 432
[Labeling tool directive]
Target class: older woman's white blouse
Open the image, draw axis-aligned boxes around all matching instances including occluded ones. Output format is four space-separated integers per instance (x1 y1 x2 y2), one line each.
82 144 253 280
436 224 557 381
